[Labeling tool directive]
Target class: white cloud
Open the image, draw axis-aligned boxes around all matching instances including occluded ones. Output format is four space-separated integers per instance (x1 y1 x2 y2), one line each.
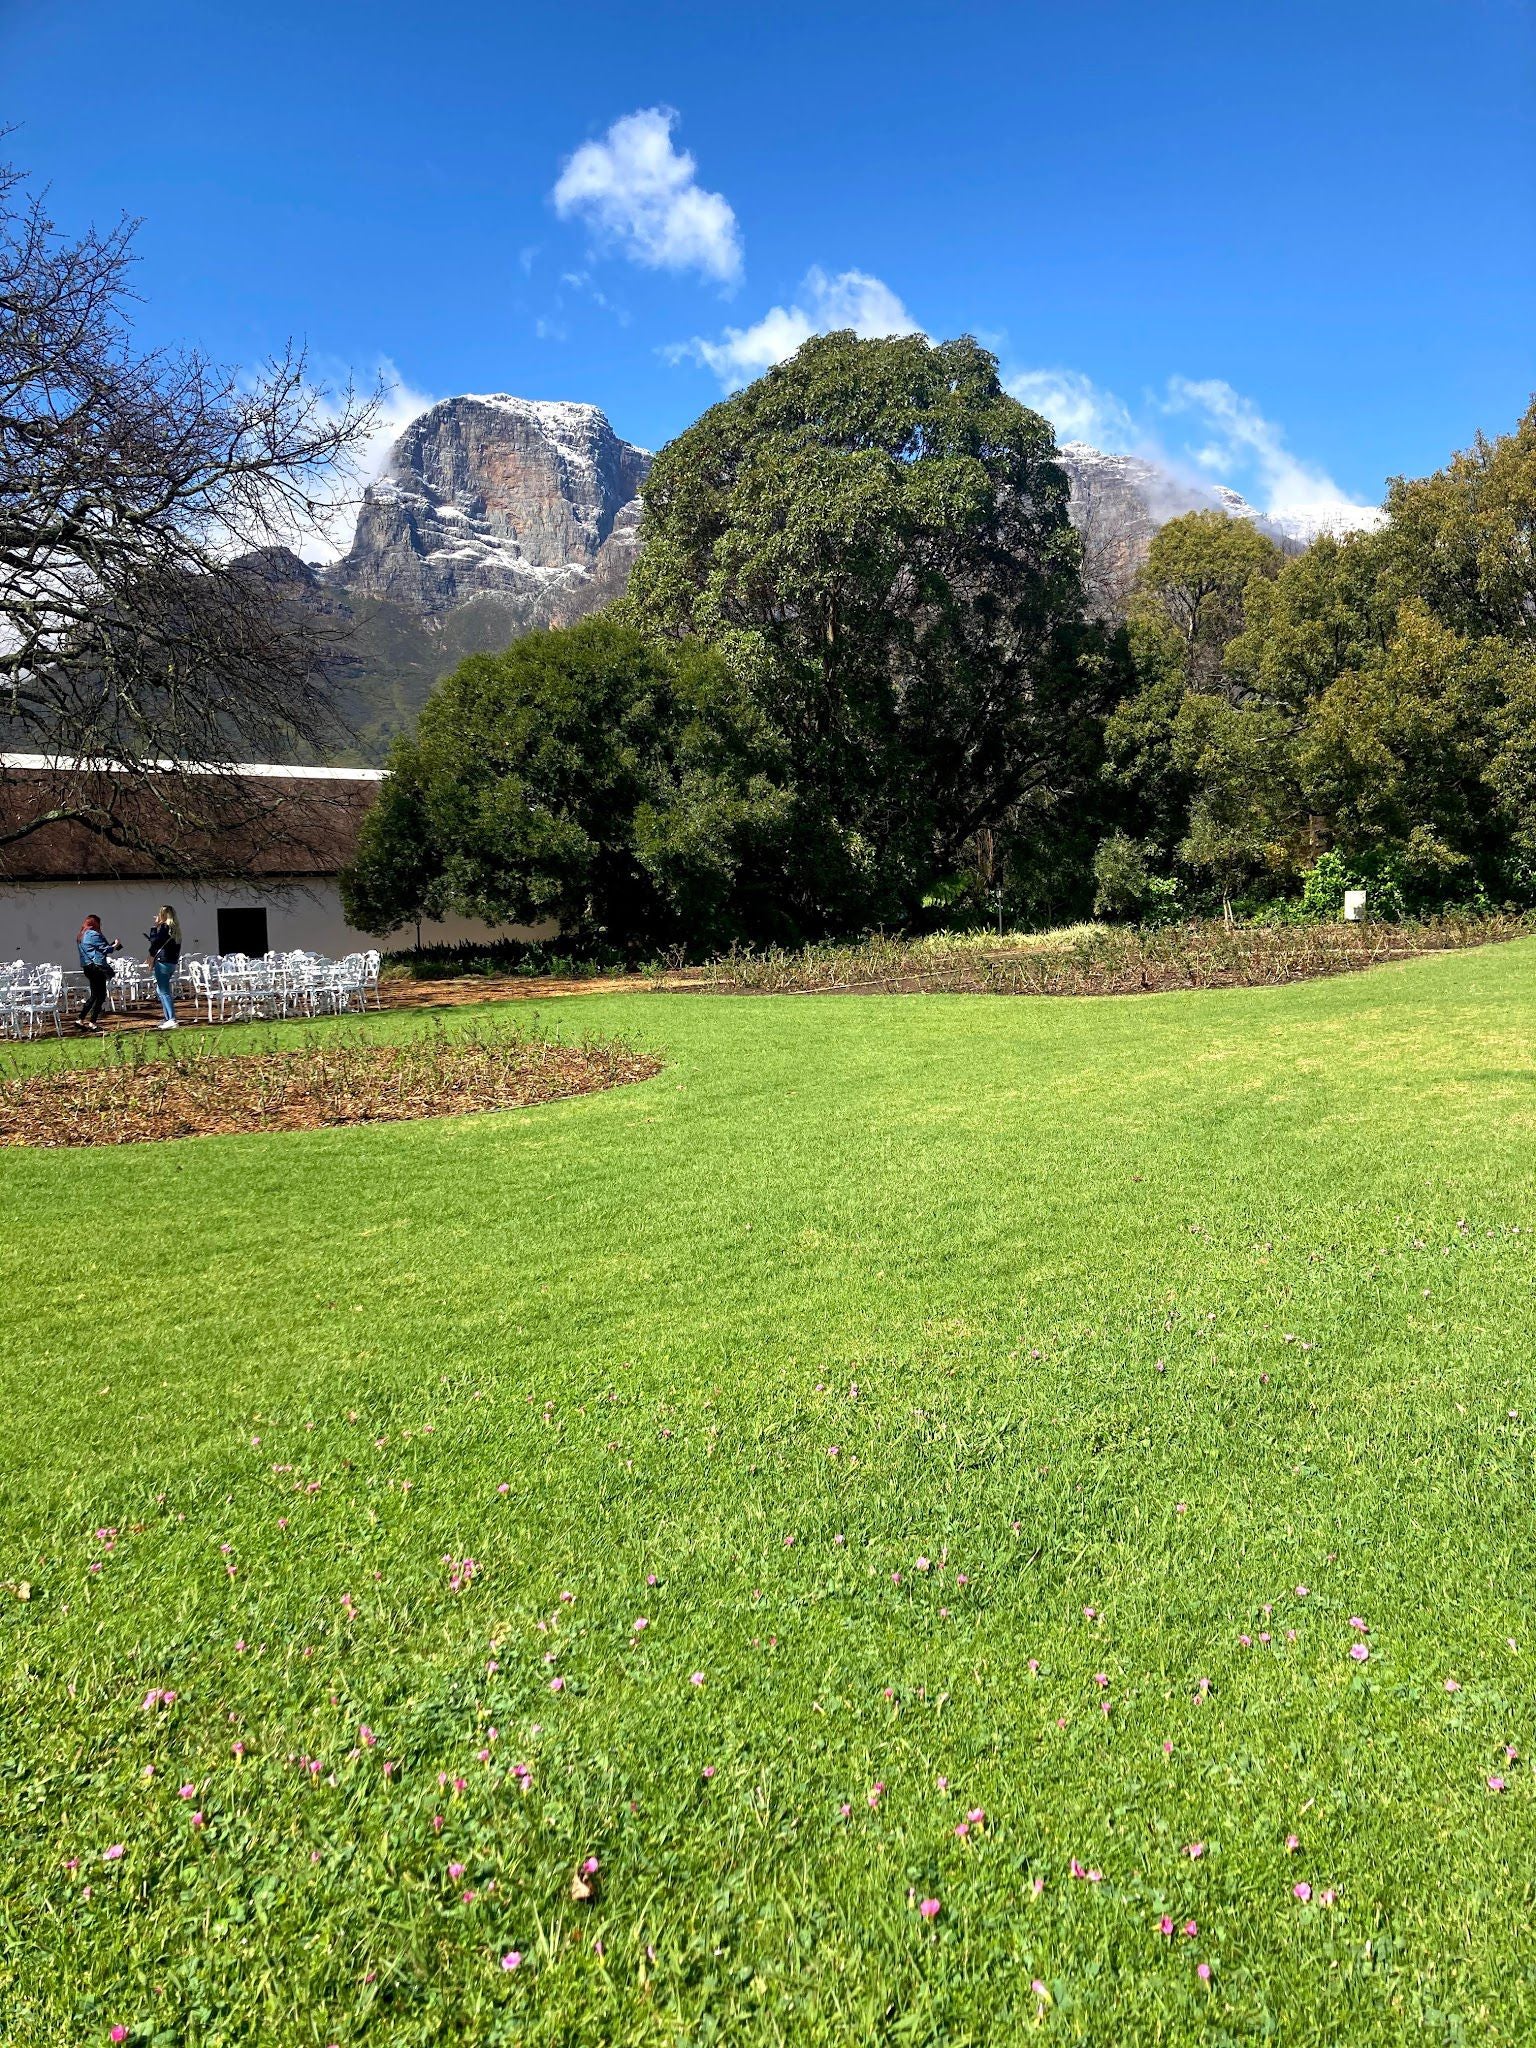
552 107 741 284
672 266 922 389
1160 376 1381 533
298 357 436 564
1005 361 1381 537
1005 368 1137 450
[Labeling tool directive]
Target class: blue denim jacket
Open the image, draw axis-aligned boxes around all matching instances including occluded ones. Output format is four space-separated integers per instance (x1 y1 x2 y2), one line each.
78 929 114 970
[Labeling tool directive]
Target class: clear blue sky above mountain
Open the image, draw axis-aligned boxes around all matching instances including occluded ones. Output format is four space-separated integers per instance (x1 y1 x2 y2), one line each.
4 0 1532 530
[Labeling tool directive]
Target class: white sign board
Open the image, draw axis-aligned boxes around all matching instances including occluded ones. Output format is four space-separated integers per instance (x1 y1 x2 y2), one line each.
1342 889 1367 922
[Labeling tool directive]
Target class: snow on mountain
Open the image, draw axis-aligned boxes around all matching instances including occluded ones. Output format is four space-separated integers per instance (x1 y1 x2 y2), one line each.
1054 441 1384 613
331 395 651 618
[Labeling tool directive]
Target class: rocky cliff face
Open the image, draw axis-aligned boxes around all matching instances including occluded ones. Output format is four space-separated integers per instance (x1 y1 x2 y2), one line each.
331 395 650 624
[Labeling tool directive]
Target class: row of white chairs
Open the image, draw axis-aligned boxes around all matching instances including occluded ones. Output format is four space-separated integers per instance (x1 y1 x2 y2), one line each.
181 951 382 1023
0 949 382 1036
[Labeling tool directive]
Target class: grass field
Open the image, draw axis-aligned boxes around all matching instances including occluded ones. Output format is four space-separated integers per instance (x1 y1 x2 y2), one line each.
4 944 1536 2045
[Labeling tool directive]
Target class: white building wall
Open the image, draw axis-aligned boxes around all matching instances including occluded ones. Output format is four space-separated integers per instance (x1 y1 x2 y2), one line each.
0 877 546 964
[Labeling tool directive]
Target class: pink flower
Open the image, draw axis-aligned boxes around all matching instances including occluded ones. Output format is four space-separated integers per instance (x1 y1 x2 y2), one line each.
690 1672 705 1686
110 2030 128 2044
549 1677 565 1693
1348 1644 1369 1662
190 1812 205 1830
1349 1617 1368 1632
1489 1774 1507 1792
1197 1962 1212 1982
1294 1882 1312 1902
1093 1673 1109 1689
632 1617 648 1633
1175 1503 1187 1515
1295 1586 1308 1598
1032 1979 1048 1997
102 1844 124 1862
359 1725 376 1748
179 1783 196 1800
702 1766 716 1779
1183 1920 1197 1938
1285 1833 1300 1852
967 1807 985 1825
497 1482 510 1494
501 1950 521 1970
449 1862 465 1879
582 1856 600 1875
1183 1842 1205 1859
1157 1915 1174 1937
918 1897 941 1919
1444 1677 1461 1692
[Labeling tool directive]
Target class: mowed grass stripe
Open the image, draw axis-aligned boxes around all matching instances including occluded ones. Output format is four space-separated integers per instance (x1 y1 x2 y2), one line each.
3 945 1536 2044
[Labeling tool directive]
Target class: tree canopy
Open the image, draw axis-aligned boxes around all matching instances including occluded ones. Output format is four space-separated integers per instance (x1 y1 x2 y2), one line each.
343 617 796 952
623 330 1094 928
1102 400 1536 915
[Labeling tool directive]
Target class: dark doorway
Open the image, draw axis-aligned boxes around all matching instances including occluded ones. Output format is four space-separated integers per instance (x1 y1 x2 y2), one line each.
216 906 270 957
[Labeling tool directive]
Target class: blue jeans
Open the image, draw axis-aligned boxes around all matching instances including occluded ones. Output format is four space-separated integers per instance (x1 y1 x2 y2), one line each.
154 959 177 1023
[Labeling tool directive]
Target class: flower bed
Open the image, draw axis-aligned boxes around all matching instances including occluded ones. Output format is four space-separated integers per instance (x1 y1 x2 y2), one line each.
684 914 1536 997
0 1025 661 1146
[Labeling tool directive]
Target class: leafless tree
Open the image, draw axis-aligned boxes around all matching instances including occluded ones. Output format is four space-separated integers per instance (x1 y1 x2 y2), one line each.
0 162 378 866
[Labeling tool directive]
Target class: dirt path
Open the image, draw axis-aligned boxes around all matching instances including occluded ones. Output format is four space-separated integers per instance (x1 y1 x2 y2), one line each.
63 972 686 1036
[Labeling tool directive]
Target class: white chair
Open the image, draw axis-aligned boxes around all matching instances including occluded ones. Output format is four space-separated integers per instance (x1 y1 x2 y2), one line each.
7 965 64 1039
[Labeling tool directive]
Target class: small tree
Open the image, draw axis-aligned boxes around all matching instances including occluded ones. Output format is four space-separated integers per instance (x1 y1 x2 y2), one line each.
342 617 796 954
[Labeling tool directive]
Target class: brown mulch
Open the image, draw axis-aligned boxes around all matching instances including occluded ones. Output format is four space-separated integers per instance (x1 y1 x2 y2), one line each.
0 1031 662 1147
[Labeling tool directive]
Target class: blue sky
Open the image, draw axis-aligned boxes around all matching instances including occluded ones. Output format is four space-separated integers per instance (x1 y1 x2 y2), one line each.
4 0 1532 540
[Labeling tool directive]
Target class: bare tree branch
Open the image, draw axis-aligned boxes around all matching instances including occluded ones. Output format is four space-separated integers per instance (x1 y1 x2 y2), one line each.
0 162 379 872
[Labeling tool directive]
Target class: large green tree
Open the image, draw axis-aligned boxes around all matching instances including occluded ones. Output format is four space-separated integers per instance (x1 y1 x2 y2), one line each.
623 330 1092 929
1101 401 1536 916
342 617 795 953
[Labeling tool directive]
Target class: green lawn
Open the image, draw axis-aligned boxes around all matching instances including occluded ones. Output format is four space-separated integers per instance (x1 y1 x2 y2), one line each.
4 947 1536 2046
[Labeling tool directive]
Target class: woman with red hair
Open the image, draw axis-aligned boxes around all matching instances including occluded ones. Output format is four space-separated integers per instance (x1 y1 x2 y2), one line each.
75 914 121 1032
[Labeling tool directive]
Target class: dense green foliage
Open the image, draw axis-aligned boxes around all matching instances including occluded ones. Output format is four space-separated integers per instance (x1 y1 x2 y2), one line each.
6 950 1536 2042
342 617 796 952
347 361 1536 950
1109 404 1536 915
623 331 1098 931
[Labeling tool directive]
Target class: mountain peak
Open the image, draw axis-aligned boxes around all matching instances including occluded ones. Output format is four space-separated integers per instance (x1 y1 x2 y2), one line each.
333 393 650 617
